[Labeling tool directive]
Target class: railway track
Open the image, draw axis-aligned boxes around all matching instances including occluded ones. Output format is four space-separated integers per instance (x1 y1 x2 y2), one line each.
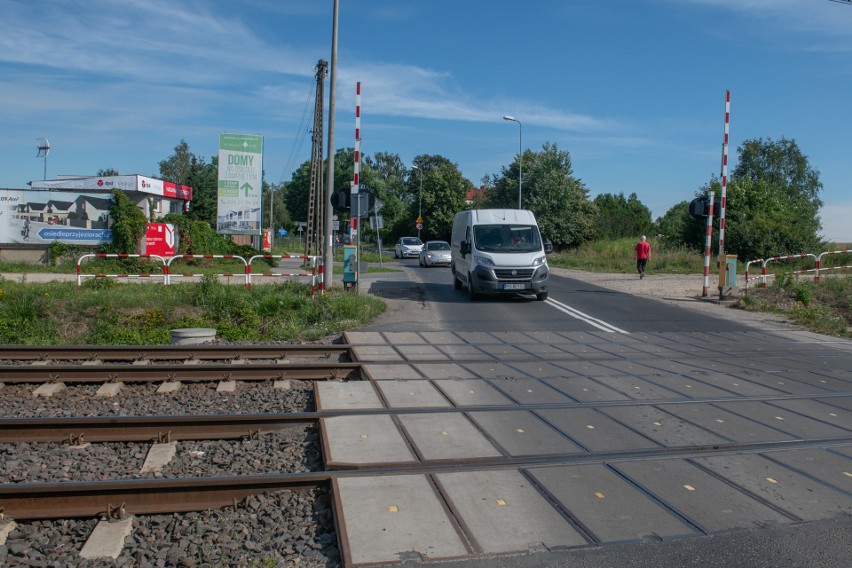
0 344 351 364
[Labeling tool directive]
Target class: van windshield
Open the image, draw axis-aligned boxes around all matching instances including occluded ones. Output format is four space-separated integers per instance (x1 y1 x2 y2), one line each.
473 224 542 253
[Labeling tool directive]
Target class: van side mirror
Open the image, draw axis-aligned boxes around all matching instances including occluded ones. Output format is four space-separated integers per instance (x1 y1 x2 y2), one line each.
544 239 553 254
460 241 470 256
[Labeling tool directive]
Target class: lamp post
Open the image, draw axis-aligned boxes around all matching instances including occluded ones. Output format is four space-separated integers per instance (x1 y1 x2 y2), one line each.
502 116 522 209
412 164 423 240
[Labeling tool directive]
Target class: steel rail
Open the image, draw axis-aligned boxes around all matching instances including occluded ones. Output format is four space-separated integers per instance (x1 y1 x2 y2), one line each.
0 344 350 362
0 362 360 383
2 436 850 520
2 390 850 443
0 413 317 443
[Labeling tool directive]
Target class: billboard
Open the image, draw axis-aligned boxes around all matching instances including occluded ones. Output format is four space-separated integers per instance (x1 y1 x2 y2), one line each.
217 133 263 235
1 189 112 246
145 223 177 256
30 175 192 201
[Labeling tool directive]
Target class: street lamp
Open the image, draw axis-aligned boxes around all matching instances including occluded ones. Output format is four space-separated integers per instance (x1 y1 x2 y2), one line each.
502 115 522 209
412 164 423 239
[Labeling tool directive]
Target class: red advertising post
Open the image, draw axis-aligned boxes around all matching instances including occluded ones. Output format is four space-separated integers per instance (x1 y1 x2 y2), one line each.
145 223 177 256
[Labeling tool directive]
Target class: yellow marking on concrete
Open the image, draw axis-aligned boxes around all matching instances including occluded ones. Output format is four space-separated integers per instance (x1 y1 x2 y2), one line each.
653 422 662 426
829 413 838 417
594 492 606 499
516 429 525 433
842 472 852 478
716 419 725 424
766 478 778 484
683 485 696 491
775 416 784 421
441 431 449 436
495 499 507 506
387 505 398 513
469 390 476 394
360 434 368 440
586 425 595 429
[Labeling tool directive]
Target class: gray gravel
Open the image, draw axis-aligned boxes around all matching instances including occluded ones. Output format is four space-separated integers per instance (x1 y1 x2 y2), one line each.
1 488 340 567
0 379 314 418
1 376 341 565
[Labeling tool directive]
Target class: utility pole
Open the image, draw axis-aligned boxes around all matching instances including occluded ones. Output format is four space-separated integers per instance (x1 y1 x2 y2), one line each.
305 60 327 261
323 0 339 290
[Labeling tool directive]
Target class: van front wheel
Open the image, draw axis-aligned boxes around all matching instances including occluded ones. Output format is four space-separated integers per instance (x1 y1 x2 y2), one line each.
536 291 548 301
467 274 479 300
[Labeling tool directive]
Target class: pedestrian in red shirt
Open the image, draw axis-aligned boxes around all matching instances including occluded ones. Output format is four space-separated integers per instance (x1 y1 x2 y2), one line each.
634 235 651 279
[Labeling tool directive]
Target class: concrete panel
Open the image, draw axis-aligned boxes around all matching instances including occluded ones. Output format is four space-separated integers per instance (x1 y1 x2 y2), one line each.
488 378 574 405
395 344 448 362
432 379 515 407
591 376 684 401
415 363 477 380
467 410 584 456
435 469 588 553
766 399 852 431
822 397 852 412
542 377 630 403
322 415 418 467
528 464 695 543
694 454 852 521
350 345 403 362
490 331 550 344
536 408 660 452
554 360 618 377
640 372 742 399
397 413 502 461
715 401 851 439
662 403 790 444
382 331 425 344
455 331 502 344
764 448 852 494
515 343 581 359
505 361 572 378
436 344 493 361
336 475 468 565
316 382 383 410
462 362 531 379
681 373 785 397
376 380 452 409
419 331 461 344
361 363 423 381
477 344 537 360
613 458 791 532
343 331 386 345
600 406 727 448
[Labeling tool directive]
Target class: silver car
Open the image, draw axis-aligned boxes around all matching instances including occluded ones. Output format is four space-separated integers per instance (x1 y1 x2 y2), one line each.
419 240 451 267
394 236 424 258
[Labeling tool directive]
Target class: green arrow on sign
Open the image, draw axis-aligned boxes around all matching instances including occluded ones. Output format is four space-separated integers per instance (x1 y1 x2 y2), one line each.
241 182 253 196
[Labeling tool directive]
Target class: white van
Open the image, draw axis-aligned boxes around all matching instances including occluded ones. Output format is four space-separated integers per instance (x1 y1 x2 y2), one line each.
451 209 552 301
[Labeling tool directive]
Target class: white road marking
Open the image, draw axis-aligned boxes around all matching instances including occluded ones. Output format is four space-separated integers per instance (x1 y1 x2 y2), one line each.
545 298 629 334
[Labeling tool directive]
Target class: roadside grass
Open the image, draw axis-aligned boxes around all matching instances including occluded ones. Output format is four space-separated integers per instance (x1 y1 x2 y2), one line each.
735 273 852 338
0 275 385 345
548 238 705 274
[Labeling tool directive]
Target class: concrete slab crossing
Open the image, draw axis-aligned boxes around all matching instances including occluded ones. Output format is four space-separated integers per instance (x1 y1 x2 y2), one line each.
328 328 852 565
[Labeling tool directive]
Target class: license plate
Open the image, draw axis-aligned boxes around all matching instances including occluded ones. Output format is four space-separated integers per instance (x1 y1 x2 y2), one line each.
503 283 526 290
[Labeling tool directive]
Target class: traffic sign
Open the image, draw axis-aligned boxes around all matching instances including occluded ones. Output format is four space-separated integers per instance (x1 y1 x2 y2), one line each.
416 222 423 230
416 215 423 224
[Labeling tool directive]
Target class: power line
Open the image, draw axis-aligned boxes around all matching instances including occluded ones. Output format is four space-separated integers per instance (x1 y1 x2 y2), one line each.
280 77 317 183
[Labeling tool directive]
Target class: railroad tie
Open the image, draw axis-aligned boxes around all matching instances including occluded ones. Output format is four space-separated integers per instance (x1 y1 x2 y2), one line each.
79 516 133 561
140 441 177 473
33 383 66 398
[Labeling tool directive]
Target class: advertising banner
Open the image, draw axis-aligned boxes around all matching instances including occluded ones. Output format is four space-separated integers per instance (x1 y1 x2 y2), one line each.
145 223 177 256
217 133 263 235
0 189 112 246
30 176 192 201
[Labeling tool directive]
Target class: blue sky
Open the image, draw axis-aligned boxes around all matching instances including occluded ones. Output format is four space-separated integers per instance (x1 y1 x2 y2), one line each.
1 0 850 242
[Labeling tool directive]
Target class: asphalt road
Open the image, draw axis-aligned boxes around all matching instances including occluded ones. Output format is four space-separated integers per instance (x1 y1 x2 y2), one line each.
353 259 852 568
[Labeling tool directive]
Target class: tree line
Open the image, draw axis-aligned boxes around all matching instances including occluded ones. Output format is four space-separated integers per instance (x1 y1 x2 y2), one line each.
136 136 827 262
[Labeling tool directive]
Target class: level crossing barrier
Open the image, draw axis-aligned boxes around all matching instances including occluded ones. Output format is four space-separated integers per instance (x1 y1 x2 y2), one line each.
247 254 319 296
77 253 324 295
165 254 250 288
744 249 852 292
77 254 167 289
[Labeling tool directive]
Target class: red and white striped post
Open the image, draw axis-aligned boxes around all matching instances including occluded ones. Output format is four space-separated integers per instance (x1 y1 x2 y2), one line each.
702 191 715 297
717 90 731 293
351 81 362 291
